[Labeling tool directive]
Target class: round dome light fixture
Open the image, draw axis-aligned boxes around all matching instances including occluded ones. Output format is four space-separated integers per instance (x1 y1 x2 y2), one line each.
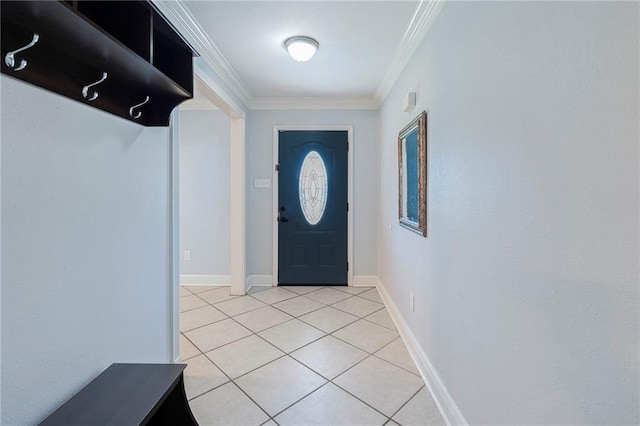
284 36 319 63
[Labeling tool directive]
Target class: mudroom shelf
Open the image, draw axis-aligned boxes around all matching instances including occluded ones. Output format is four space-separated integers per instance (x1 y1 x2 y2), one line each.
1 1 196 126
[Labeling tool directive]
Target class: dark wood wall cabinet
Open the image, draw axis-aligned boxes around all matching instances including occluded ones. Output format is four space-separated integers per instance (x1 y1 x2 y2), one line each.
1 1 196 126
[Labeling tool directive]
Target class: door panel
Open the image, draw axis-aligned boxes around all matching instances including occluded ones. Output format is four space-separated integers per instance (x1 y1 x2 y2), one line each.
278 131 348 285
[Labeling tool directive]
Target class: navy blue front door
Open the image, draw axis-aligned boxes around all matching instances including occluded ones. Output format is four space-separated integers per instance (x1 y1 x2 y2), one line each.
278 131 348 285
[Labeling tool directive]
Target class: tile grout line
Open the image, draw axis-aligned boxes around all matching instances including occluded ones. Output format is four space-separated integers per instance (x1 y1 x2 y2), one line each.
260 291 414 422
319 319 399 356
196 287 381 329
216 299 269 317
192 287 239 305
184 374 230 402
295 311 360 335
182 307 286 423
333 286 374 296
387 384 426 422
268 296 332 318
265 329 408 423
181 286 421 425
193 317 326 424
184 319 254 354
254 286 327 300
369 335 422 376
361 317 398 332
179 303 211 314
284 352 393 422
193 353 276 423
317 335 424 420
360 311 399 331
205 350 289 384
253 355 332 421
180 311 229 333
327 297 386 317
180 332 204 360
184 289 401 367
181 288 237 312
323 349 424 422
249 295 374 360
248 306 363 363
305 292 357 306
279 289 421 420
216 316 295 382
184 292 319 355
185 287 393 348
183 319 412 378
255 322 328 357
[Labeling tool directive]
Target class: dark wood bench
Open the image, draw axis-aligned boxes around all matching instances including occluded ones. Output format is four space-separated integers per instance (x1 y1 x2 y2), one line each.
39 363 198 425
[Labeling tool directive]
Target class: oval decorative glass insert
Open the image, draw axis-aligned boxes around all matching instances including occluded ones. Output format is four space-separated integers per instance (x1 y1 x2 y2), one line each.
299 150 328 225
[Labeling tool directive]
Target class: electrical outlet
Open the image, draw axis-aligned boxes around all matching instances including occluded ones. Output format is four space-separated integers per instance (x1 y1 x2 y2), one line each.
183 250 191 261
410 292 415 312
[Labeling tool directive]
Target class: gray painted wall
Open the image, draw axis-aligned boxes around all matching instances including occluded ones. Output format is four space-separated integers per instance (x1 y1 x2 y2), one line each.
246 109 378 278
179 109 231 276
1 77 172 425
377 2 639 424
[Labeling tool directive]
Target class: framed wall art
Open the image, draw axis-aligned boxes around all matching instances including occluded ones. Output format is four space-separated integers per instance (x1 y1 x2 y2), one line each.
398 111 427 237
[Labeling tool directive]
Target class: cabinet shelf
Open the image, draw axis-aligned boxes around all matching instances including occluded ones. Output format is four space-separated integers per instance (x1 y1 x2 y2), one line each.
1 1 195 126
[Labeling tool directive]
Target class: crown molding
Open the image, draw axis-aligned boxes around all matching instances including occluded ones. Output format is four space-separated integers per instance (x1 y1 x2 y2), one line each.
374 0 444 107
151 0 253 108
154 0 443 112
251 97 378 110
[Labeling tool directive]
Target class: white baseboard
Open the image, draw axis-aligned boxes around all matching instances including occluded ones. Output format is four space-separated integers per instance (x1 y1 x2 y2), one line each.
180 275 231 286
377 278 468 426
246 275 274 287
352 275 380 287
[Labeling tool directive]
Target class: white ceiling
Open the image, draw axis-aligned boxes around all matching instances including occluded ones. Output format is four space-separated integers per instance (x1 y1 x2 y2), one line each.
184 1 417 100
154 1 443 109
182 1 420 106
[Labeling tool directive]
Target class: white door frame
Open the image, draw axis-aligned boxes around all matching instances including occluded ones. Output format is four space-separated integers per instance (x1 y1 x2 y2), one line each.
229 117 246 296
190 69 246 298
169 68 247 362
272 125 354 287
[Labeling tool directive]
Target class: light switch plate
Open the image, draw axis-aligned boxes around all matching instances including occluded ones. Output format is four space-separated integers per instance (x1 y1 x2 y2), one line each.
254 178 271 188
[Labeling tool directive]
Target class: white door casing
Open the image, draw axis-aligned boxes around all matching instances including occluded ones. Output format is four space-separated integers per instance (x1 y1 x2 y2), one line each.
272 125 354 287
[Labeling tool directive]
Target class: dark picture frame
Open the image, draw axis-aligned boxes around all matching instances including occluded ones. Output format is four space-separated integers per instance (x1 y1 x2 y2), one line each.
398 111 427 237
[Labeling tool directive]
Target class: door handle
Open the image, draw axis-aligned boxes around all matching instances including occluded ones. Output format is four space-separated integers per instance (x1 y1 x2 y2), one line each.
278 206 288 223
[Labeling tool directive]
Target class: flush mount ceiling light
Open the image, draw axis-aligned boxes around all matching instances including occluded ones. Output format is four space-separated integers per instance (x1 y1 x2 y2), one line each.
284 36 319 62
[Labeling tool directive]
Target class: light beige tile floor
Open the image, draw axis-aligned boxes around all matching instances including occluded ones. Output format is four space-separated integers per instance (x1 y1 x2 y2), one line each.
180 285 445 426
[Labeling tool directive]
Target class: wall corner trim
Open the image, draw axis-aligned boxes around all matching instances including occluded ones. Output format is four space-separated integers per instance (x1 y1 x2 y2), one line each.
377 277 469 426
179 275 231 286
